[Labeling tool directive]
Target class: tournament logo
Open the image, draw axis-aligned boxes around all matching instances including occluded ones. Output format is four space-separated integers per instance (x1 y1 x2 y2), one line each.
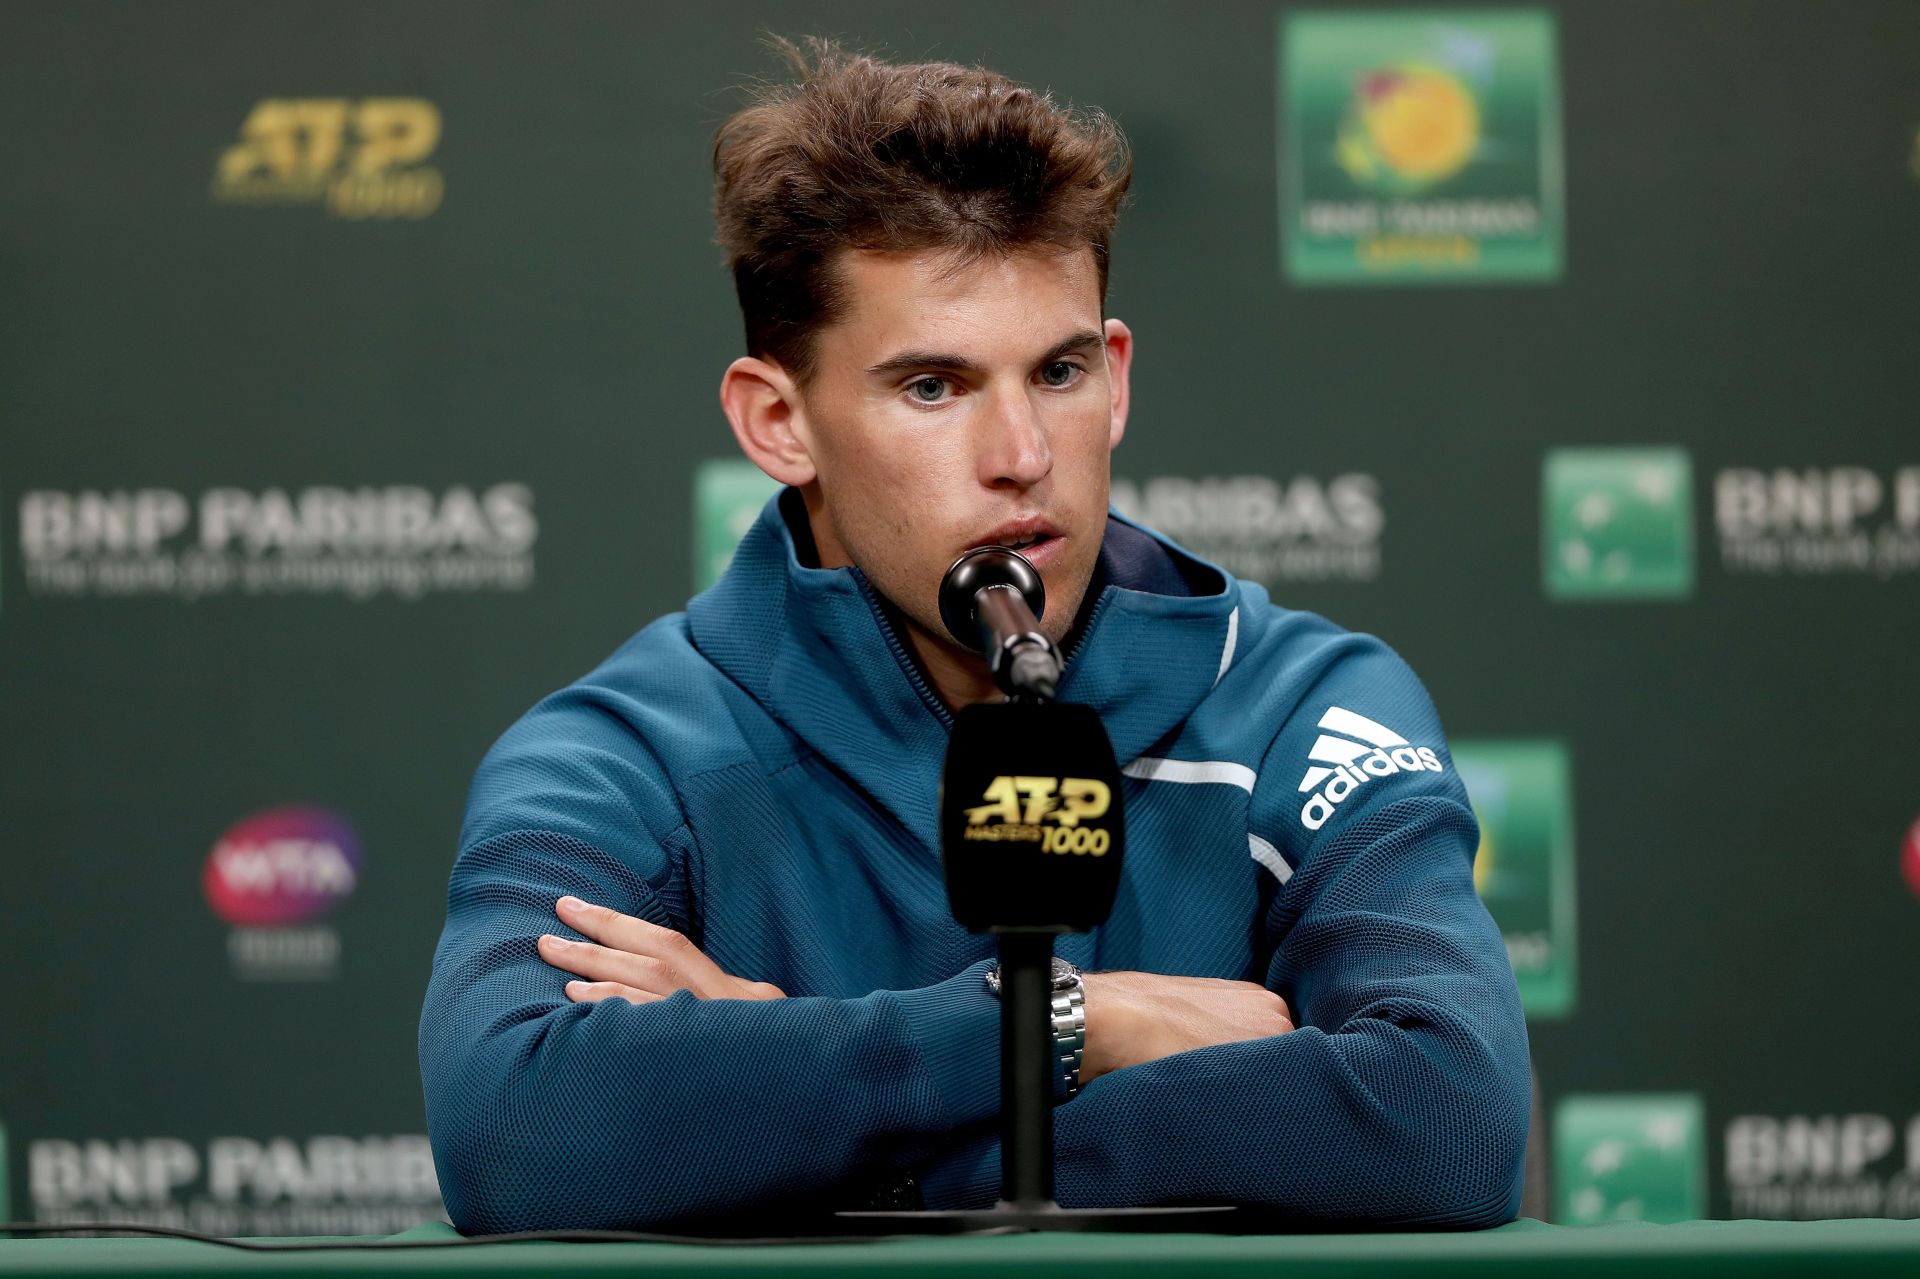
1281 9 1563 282
1295 706 1444 831
693 460 781 592
1542 448 1695 600
211 98 443 219
1555 1094 1706 1224
1336 63 1479 194
203 807 359 981
1453 740 1576 1018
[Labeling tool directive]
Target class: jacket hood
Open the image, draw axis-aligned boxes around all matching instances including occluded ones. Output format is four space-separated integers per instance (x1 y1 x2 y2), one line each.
686 488 1240 851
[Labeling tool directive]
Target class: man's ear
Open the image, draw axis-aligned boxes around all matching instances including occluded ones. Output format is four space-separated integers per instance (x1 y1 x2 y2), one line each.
719 356 817 486
1102 318 1134 451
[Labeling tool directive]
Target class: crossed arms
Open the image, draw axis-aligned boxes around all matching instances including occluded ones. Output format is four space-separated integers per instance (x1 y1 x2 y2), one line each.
417 793 1529 1232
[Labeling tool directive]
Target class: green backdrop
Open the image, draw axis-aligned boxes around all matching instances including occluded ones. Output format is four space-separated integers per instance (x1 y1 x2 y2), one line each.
2 0 1916 1233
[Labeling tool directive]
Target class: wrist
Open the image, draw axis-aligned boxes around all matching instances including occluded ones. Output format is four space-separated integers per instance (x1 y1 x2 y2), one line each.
1079 972 1134 1083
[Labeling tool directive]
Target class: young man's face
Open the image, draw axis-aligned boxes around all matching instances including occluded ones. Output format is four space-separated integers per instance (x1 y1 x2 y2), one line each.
790 245 1132 659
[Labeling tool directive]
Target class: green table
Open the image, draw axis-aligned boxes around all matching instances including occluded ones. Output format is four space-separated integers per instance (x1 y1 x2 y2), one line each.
3 1219 1919 1278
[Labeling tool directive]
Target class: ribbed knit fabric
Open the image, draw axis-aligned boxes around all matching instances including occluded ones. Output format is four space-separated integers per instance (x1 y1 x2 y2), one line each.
418 490 1530 1233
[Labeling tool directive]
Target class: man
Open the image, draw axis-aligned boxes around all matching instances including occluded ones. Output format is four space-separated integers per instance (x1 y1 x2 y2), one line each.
419 40 1529 1233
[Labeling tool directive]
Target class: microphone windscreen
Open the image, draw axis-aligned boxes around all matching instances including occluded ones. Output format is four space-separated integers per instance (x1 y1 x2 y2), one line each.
938 546 1046 651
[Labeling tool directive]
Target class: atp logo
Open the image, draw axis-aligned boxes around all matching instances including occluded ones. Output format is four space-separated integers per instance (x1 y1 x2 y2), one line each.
963 776 1112 855
211 98 443 219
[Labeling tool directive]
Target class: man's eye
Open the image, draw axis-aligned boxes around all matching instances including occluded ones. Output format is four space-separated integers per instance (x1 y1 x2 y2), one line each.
906 376 951 404
1040 361 1082 387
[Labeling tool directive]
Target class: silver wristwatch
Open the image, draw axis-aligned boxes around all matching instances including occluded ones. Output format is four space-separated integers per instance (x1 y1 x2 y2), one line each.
984 956 1087 1099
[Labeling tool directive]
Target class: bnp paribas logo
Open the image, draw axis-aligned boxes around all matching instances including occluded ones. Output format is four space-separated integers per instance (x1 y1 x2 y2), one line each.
211 98 444 219
1556 1094 1706 1224
1453 740 1576 1018
693 460 781 592
1280 9 1563 283
1543 448 1695 600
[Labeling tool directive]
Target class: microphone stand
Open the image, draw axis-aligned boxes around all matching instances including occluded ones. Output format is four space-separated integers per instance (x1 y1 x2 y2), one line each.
836 548 1240 1234
998 918 1058 1213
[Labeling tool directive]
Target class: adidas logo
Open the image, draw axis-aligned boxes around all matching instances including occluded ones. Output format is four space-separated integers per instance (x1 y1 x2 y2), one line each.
1298 706 1444 830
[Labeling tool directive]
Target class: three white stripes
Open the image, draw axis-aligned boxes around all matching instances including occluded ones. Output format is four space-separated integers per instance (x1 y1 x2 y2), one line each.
1298 706 1408 793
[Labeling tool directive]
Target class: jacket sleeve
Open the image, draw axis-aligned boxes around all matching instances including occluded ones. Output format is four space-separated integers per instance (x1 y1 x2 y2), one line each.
417 684 1003 1233
916 633 1532 1227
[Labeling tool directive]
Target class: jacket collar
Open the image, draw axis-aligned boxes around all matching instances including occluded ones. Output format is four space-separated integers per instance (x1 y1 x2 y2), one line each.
686 488 1237 850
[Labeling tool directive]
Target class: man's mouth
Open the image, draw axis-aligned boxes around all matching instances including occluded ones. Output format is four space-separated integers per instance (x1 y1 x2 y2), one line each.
969 518 1066 565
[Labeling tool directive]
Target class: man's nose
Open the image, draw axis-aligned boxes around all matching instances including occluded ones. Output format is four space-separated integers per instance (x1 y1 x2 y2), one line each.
979 388 1053 489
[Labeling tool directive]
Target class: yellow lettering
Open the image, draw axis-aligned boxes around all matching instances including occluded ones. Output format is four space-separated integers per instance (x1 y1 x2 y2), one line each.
1053 778 1110 827
350 99 441 174
215 99 349 183
965 776 1023 826
1012 776 1058 824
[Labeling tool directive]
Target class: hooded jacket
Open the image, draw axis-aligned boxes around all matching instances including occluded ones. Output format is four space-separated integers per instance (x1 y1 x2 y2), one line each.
419 488 1530 1233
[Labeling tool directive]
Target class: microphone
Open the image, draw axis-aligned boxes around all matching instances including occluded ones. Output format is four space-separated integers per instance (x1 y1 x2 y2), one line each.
843 541 1228 1233
938 547 1062 699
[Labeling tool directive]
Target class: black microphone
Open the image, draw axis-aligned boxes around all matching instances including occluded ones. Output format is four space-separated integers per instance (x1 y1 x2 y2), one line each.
938 547 1062 699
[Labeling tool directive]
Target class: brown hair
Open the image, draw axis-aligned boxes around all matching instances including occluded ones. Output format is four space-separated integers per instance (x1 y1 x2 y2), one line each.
712 37 1133 383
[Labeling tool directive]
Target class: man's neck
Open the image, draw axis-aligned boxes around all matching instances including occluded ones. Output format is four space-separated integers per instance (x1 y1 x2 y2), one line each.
787 485 1009 713
902 622 1005 714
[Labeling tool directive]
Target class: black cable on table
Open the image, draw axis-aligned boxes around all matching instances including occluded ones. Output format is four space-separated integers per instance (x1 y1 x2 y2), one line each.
0 1220 1001 1249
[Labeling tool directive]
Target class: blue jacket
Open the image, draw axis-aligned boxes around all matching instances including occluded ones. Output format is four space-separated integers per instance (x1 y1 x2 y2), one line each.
419 489 1530 1232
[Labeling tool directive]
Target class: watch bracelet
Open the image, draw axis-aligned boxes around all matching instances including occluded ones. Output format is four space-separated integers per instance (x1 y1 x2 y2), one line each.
983 959 1087 1099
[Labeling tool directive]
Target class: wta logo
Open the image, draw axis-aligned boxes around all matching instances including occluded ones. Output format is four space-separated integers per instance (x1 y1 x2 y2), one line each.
202 807 361 926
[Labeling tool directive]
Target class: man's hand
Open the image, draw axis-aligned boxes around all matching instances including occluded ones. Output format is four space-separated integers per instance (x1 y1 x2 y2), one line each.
537 895 787 1004
1080 971 1294 1084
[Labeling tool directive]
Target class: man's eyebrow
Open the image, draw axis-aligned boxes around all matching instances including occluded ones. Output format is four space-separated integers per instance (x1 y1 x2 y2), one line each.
863 329 1106 378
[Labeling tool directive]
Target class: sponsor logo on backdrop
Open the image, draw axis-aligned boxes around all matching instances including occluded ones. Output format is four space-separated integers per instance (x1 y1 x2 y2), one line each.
17 484 536 602
29 1135 443 1234
1110 475 1382 584
1715 466 1920 578
203 807 358 981
1295 706 1443 831
1727 1113 1920 1219
211 98 443 220
693 460 781 592
1280 9 1563 283
1555 1094 1706 1224
1542 448 1694 600
1455 739 1577 1018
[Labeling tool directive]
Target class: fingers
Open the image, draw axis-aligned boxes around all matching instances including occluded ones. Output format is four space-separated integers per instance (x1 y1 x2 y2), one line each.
542 896 749 1000
537 933 704 998
564 979 662 1006
557 894 698 960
